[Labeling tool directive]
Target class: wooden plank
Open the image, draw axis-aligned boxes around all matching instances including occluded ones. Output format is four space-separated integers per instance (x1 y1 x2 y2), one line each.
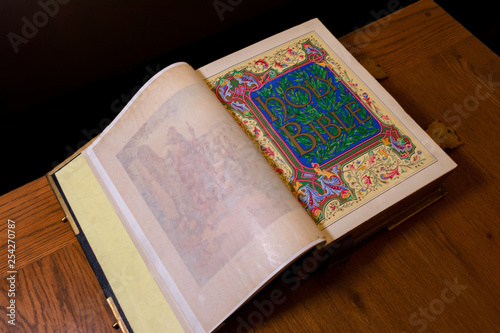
340 0 472 76
0 177 76 278
380 35 500 128
0 242 116 332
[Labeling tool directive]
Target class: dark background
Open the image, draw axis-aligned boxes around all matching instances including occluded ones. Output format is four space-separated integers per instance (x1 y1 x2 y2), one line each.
0 0 498 195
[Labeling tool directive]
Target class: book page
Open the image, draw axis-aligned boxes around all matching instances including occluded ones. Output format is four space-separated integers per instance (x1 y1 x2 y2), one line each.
199 19 456 243
84 63 325 332
53 155 185 333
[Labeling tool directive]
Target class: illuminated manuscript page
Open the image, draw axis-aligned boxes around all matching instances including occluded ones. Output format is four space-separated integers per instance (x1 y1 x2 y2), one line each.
199 19 456 242
84 63 325 332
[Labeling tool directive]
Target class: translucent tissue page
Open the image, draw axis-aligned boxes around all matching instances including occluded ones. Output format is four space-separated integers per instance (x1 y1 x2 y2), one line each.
84 63 325 332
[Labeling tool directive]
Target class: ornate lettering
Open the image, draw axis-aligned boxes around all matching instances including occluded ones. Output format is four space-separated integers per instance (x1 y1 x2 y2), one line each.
280 122 317 155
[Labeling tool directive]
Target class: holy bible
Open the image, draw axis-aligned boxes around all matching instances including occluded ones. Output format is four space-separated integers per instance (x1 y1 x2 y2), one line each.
47 19 456 332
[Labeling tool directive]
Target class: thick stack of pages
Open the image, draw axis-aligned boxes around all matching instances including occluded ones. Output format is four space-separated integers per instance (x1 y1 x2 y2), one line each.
48 19 456 333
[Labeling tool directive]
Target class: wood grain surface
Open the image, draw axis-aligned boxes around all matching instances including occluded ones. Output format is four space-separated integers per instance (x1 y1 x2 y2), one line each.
1 1 499 332
0 177 75 277
0 242 116 332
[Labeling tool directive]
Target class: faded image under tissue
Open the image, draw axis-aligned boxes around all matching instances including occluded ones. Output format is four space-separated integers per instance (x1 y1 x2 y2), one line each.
117 83 293 286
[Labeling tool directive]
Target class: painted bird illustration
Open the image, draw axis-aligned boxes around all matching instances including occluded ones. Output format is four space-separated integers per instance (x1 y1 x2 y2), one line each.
382 136 412 154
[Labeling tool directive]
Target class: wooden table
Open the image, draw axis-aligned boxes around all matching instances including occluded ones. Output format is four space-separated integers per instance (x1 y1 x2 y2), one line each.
1 0 499 331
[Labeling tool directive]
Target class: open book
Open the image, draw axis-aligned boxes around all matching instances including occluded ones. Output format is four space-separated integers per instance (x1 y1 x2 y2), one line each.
48 19 456 332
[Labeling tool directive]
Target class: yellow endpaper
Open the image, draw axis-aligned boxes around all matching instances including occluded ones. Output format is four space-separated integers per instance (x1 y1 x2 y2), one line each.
56 154 184 333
